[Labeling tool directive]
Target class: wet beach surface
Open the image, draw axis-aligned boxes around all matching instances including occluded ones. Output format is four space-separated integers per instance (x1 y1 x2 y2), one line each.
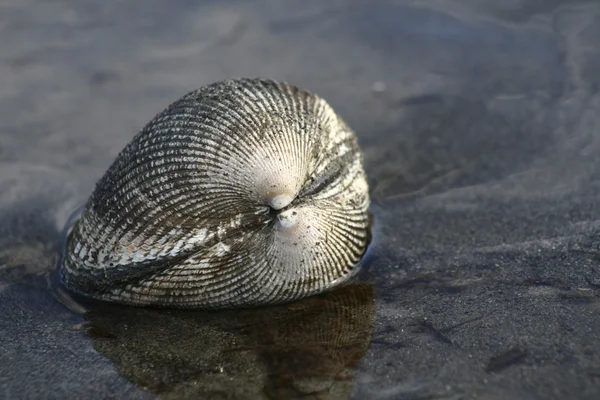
1 0 600 398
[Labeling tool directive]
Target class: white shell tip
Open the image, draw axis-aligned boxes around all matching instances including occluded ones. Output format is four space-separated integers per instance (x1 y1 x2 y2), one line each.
277 209 298 229
268 194 294 210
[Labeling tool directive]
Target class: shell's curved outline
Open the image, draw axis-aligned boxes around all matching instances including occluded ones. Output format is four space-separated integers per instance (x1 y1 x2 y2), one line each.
59 78 371 309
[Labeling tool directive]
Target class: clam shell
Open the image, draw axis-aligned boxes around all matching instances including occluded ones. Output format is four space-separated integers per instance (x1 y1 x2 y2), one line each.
60 78 370 308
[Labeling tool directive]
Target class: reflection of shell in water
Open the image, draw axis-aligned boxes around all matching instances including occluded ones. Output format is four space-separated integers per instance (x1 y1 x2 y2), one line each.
84 284 376 398
60 78 371 308
248 284 376 398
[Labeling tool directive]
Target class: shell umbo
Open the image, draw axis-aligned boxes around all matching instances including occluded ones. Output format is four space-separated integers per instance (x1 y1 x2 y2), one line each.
60 78 371 308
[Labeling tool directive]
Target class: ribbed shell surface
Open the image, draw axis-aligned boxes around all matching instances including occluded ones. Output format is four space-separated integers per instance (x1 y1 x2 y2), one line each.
60 78 370 308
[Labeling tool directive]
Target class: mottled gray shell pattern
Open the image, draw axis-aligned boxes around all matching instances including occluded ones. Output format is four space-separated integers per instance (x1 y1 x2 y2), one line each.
60 78 370 309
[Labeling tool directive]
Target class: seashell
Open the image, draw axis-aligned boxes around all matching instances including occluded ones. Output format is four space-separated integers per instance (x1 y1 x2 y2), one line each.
59 78 371 308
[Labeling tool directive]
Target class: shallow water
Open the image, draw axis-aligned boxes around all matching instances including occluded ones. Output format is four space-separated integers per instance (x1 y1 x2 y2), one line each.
2 0 600 399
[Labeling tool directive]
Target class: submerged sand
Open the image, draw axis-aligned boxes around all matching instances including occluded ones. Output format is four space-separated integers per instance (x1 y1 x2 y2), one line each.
1 0 600 398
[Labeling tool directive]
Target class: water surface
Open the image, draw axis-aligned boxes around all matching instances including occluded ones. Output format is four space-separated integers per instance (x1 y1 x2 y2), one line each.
1 0 600 398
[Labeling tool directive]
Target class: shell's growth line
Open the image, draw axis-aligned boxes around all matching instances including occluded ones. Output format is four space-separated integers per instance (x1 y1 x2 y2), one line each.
60 78 371 308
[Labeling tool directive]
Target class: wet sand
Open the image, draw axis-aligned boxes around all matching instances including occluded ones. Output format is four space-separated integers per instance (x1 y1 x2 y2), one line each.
1 0 600 398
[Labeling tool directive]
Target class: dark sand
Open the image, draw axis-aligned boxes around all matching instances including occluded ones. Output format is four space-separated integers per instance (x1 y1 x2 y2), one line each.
1 0 600 398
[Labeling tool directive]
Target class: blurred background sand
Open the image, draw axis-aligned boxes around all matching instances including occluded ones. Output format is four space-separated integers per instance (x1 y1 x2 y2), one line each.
1 1 600 398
